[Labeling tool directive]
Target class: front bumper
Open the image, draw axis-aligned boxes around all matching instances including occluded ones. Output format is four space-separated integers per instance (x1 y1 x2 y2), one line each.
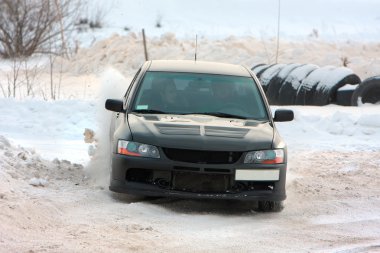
110 154 287 201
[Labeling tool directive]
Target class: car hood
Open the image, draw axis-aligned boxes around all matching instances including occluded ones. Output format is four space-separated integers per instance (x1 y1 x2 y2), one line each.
127 114 274 151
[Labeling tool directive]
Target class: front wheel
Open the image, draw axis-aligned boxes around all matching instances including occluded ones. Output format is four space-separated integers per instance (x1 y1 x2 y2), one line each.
256 200 284 212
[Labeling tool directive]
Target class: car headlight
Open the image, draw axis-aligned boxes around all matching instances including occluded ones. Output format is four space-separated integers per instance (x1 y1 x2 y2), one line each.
244 149 284 164
117 140 160 158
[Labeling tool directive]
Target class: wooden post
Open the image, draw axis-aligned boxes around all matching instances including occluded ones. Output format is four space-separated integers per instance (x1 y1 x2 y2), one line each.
142 29 148 61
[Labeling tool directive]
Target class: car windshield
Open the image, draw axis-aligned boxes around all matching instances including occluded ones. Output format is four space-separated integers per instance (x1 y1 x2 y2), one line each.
132 71 269 120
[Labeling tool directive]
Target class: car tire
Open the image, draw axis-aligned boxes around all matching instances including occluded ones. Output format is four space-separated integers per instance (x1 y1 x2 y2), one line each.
256 200 284 212
351 76 380 106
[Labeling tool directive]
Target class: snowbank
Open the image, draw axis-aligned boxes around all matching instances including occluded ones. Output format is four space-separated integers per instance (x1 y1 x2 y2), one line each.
0 98 97 164
61 34 380 79
275 104 380 151
0 135 85 196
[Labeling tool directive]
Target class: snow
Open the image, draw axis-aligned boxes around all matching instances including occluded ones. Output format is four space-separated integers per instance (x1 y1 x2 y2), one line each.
86 0 380 41
258 64 286 87
0 98 96 164
1 73 379 252
28 177 48 187
285 64 318 90
338 83 358 91
315 67 358 94
273 105 380 151
1 0 380 252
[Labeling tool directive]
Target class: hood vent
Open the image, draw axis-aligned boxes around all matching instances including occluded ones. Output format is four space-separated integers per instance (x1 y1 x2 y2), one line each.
204 126 249 138
245 121 260 127
143 115 159 121
155 124 201 135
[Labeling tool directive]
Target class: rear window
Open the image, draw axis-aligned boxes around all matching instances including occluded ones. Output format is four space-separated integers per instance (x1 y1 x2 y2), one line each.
132 71 268 120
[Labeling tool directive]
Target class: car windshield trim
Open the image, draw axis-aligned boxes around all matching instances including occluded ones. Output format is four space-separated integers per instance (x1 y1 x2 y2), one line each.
131 109 166 114
180 112 247 119
180 112 270 121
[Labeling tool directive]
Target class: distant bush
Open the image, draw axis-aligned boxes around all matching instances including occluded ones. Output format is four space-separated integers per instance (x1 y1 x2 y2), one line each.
0 0 81 58
75 3 109 32
156 15 162 28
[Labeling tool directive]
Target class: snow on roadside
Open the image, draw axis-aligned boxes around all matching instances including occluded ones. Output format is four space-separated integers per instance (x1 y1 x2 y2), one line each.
0 98 97 164
0 135 85 197
0 67 130 184
1 137 379 252
274 104 380 152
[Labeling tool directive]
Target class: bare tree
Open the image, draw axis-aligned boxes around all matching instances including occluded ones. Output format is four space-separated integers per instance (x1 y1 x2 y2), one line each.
22 58 41 97
5 58 22 97
0 78 6 97
0 0 82 58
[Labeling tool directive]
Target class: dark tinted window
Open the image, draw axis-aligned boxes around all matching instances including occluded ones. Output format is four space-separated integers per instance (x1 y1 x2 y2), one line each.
132 71 268 120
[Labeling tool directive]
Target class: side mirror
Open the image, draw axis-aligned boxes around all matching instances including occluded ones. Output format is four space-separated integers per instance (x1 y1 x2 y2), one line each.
105 99 124 112
273 109 294 122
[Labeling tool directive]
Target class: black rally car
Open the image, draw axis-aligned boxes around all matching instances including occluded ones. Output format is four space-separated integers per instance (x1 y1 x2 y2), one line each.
105 60 293 211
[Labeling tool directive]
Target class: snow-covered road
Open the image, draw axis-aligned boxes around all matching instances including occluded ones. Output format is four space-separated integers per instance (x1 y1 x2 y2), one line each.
1 139 379 252
1 95 379 252
1 0 380 250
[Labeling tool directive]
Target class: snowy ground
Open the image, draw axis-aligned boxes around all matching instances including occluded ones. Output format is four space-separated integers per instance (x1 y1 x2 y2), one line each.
1 0 380 252
1 135 380 252
0 73 379 252
84 0 380 42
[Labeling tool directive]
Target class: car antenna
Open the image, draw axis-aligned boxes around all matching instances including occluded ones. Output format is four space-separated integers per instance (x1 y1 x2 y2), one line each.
194 34 198 61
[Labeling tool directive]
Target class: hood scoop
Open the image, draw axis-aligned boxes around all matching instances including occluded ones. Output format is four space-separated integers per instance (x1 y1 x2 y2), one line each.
204 126 249 138
245 120 261 127
154 123 250 138
155 123 201 135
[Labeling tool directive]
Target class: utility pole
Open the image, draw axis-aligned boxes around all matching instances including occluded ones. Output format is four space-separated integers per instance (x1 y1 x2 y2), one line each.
275 0 281 64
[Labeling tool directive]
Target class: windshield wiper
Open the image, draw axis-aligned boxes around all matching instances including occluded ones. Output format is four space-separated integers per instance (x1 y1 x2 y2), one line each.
131 109 166 114
182 112 248 120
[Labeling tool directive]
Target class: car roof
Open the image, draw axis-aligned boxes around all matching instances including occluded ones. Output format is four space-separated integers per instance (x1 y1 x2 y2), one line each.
147 60 251 77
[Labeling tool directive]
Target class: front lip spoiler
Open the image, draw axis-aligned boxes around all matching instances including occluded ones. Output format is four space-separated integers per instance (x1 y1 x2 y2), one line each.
110 180 286 201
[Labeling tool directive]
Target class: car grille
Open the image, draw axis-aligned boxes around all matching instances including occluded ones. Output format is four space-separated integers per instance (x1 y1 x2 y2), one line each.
162 148 242 164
